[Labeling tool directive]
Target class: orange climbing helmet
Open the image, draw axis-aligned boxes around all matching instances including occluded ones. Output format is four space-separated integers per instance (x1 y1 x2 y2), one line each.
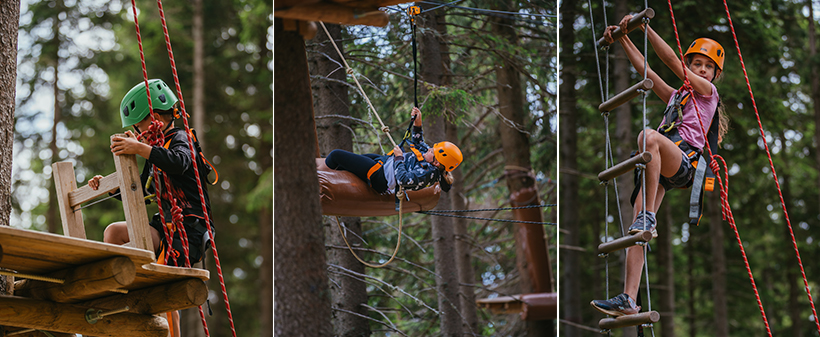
433 141 463 172
684 38 725 74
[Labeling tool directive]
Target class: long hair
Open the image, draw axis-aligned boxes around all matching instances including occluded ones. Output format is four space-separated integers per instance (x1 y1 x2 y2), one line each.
685 55 730 146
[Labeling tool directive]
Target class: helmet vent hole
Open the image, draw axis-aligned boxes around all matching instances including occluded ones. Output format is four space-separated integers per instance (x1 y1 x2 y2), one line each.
122 107 129 116
130 101 136 110
159 94 166 103
156 84 162 90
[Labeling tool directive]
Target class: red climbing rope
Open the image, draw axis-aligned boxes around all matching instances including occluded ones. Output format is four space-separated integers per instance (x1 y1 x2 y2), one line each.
666 1 773 335
155 0 238 335
129 0 238 335
719 0 820 332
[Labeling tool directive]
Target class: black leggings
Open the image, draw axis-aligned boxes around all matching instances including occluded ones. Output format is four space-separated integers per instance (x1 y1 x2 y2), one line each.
325 149 388 193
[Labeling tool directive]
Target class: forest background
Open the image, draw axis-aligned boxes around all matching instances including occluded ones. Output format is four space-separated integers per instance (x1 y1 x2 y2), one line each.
560 0 820 336
275 0 556 336
10 0 272 335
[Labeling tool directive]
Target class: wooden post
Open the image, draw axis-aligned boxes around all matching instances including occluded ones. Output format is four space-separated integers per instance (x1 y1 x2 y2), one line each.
598 79 654 113
79 279 208 315
275 3 389 27
596 8 655 47
597 231 654 255
599 311 660 329
14 257 136 303
598 151 652 182
52 162 86 239
111 134 152 252
0 295 168 337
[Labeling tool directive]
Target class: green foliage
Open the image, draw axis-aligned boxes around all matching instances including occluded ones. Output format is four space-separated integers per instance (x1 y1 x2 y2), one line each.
421 84 476 123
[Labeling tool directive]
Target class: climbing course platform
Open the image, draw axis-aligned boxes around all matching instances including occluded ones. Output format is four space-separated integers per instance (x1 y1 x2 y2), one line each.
316 158 441 216
0 135 209 337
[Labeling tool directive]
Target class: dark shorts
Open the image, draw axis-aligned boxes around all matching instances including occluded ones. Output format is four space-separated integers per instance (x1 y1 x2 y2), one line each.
150 213 212 266
659 148 696 191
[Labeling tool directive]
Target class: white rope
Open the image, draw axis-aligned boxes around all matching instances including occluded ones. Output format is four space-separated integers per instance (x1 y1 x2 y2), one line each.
319 21 397 149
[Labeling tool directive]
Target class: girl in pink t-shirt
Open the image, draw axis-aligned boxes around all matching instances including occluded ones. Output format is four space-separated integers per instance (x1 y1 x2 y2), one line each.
591 14 729 317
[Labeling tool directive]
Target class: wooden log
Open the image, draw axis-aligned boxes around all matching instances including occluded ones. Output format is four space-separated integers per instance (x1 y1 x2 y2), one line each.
598 79 654 112
520 292 557 321
598 151 652 182
597 231 654 255
79 279 207 315
14 257 136 303
0 295 168 337
111 134 152 252
275 3 389 27
3 329 75 337
596 8 655 47
67 172 119 208
599 311 660 329
52 162 86 239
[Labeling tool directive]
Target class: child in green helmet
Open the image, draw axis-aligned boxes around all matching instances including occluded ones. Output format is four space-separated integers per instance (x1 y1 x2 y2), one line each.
89 79 214 336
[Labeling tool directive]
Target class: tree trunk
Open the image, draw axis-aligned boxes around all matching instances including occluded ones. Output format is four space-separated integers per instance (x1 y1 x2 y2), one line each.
492 1 552 335
559 1 581 335
193 0 205 150
49 61 59 234
708 188 728 336
418 4 461 336
778 134 800 336
659 203 675 337
612 0 634 233
0 0 20 299
310 23 371 337
448 121 478 335
809 0 820 214
273 18 332 337
687 228 696 337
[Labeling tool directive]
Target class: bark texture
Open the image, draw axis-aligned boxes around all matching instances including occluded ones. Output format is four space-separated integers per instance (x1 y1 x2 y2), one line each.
273 18 332 337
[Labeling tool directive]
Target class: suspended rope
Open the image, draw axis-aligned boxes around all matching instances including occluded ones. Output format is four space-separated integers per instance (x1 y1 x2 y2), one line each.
422 204 554 213
666 1 777 334
319 21 398 150
409 5 419 109
419 211 555 225
129 0 237 334
335 195 403 269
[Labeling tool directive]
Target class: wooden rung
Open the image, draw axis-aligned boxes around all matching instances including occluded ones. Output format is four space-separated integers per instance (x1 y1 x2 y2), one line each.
598 79 654 112
597 231 653 255
596 8 656 48
598 151 652 182
67 172 120 209
599 311 660 330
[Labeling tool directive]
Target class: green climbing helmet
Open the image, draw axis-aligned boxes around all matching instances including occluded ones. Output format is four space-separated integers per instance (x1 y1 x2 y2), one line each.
119 79 179 128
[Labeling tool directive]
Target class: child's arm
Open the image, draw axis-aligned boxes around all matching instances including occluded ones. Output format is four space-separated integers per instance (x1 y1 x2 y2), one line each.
110 131 152 159
606 29 676 103
622 16 713 97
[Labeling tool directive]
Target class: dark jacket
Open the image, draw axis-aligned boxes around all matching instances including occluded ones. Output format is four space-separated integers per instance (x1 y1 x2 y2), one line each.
375 125 451 192
141 127 213 222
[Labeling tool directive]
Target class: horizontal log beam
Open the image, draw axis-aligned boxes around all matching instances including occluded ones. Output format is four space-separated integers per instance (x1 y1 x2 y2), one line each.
599 311 660 329
15 257 136 303
520 292 557 321
0 295 168 337
68 172 119 209
597 231 654 255
79 279 207 315
598 79 654 112
275 3 389 27
598 151 652 182
597 8 655 48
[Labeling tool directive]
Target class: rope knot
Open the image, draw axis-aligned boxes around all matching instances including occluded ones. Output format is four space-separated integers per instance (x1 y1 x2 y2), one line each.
709 157 720 173
346 67 353 75
381 126 390 133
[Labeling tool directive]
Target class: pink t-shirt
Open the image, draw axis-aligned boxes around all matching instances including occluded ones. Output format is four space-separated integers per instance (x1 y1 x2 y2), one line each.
658 83 719 150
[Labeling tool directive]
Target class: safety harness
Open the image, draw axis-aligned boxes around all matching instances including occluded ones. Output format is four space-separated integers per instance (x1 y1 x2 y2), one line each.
633 88 720 226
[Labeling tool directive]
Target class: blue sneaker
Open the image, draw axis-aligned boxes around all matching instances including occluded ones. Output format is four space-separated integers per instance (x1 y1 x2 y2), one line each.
590 293 641 317
628 211 657 238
